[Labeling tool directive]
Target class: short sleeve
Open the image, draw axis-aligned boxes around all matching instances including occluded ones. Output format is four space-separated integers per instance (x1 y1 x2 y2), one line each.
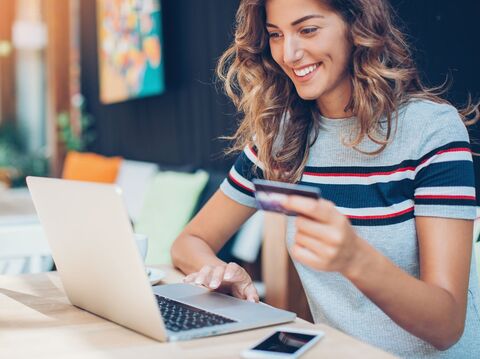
220 145 264 208
413 105 476 220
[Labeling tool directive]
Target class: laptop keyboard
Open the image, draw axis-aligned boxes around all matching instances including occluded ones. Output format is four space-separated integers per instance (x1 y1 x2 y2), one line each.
155 295 237 332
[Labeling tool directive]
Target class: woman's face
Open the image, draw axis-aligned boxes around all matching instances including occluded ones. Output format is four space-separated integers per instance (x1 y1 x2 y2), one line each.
265 0 352 106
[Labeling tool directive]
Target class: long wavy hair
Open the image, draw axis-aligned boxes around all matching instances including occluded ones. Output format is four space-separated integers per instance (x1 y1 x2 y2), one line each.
216 0 479 183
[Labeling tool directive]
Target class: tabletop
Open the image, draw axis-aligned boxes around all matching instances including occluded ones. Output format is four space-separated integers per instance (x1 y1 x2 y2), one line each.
0 265 396 359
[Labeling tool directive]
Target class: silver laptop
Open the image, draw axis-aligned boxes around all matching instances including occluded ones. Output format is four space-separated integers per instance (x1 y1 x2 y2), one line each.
26 176 295 342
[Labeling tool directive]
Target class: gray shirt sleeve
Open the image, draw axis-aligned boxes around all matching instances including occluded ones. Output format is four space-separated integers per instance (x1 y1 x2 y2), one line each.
413 104 476 220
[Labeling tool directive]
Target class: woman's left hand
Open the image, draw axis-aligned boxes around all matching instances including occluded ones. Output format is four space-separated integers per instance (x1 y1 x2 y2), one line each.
281 195 362 275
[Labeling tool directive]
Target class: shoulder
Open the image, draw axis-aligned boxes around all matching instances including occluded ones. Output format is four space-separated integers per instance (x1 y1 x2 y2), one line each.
400 98 462 129
398 99 469 153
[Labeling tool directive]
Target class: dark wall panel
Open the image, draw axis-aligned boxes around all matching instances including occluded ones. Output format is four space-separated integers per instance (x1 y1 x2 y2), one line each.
391 0 480 104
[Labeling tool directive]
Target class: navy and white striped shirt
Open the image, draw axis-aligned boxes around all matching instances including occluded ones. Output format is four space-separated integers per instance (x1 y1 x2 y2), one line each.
221 99 480 358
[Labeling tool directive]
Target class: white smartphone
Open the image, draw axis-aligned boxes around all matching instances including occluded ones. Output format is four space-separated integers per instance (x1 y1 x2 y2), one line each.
241 327 325 358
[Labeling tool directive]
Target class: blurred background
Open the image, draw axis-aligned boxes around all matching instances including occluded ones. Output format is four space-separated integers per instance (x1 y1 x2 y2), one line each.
0 0 479 318
0 0 479 185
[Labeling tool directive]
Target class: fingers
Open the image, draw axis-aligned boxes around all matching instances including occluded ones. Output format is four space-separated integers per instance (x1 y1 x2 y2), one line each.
294 232 336 259
295 216 343 247
194 265 214 286
209 265 225 289
282 196 338 223
291 244 323 269
182 263 245 289
183 272 197 283
224 262 244 282
244 282 260 303
183 263 259 303
183 265 215 287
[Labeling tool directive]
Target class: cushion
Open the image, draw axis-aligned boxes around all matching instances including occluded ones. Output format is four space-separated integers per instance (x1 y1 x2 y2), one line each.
134 170 209 264
62 151 122 183
115 159 159 222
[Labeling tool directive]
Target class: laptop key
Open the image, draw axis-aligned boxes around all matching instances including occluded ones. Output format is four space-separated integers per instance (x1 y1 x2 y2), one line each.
155 295 237 332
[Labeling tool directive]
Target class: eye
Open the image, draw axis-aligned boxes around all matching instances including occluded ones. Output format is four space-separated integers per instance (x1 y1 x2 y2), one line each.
300 27 318 35
268 32 283 40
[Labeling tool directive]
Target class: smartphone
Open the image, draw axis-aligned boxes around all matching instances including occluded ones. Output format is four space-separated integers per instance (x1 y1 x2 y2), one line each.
241 327 325 358
252 179 321 216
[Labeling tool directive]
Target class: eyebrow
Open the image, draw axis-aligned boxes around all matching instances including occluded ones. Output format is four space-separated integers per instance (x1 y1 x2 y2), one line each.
266 14 325 28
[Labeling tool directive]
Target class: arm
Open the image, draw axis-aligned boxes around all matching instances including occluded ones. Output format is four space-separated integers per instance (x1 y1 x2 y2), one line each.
347 216 471 350
282 197 472 350
171 190 259 301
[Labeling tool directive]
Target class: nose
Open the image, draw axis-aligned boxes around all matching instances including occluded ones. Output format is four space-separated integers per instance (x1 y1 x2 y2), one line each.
283 35 303 66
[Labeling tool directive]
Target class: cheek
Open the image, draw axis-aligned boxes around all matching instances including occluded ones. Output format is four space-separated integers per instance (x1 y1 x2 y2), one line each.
271 51 289 76
329 36 352 72
269 45 284 68
317 39 350 76
332 48 351 75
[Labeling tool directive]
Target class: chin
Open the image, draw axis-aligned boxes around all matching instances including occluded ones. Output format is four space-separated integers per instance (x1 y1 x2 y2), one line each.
295 90 322 101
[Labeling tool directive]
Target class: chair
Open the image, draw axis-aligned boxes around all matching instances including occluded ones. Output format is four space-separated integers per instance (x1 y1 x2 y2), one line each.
115 159 158 223
0 223 51 274
0 188 52 274
62 151 122 183
0 152 122 275
262 212 313 321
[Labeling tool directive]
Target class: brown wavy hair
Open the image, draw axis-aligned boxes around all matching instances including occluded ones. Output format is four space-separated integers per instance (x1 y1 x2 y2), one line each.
216 0 479 183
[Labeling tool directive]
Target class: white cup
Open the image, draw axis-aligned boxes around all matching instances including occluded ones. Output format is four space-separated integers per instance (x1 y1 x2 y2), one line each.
134 233 148 262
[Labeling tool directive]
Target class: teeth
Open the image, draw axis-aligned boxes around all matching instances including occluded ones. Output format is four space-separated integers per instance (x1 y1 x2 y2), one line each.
294 63 319 77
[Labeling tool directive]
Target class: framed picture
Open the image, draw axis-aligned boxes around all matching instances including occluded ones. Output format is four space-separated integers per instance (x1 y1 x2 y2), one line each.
96 0 165 104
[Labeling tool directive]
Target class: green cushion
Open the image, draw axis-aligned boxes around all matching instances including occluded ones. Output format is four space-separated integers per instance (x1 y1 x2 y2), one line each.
135 170 209 264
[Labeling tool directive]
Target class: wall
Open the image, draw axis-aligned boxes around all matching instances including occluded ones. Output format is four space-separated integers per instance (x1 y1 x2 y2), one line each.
80 0 480 180
80 0 240 171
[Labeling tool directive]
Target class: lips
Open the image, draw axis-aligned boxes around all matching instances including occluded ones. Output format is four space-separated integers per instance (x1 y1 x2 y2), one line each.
293 63 320 77
291 62 322 82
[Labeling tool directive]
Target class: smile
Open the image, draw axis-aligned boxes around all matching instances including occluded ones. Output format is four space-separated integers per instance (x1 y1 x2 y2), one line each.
293 63 321 77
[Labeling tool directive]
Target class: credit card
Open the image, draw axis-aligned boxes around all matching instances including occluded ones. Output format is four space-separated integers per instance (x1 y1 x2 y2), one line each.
252 179 321 215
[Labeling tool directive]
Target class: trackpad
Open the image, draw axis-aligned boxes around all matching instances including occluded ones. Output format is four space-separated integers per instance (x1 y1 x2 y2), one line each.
184 292 244 311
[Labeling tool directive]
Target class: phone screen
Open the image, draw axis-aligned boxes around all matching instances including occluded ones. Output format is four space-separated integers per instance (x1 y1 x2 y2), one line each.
252 331 318 354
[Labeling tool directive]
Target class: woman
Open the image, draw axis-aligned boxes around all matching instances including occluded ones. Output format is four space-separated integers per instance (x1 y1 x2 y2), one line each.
171 0 480 357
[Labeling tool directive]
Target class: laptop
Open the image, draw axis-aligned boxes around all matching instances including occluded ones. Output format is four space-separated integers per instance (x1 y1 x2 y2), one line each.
26 176 296 342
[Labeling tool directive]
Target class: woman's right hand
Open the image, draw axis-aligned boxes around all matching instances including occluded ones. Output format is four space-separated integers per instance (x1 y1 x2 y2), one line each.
183 262 259 303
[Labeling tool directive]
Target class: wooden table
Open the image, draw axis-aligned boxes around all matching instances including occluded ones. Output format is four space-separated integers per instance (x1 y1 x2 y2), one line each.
0 266 396 359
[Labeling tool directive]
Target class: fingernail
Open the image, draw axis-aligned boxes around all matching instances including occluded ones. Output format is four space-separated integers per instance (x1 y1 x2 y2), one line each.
195 278 202 284
224 273 232 280
248 298 256 303
209 280 219 288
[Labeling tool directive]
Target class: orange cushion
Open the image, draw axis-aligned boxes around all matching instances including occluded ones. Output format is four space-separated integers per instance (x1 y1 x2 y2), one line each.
62 151 122 183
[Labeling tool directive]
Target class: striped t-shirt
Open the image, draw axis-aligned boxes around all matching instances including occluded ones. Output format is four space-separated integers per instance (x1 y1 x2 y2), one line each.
220 99 480 358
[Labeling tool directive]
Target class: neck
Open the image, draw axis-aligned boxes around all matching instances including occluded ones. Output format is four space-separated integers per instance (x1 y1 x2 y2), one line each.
316 74 354 119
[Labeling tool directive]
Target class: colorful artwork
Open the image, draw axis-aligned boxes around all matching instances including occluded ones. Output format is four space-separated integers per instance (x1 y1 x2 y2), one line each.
97 0 165 104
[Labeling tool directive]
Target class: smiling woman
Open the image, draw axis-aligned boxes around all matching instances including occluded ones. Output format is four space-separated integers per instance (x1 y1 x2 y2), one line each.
266 6 352 113
171 1 480 357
